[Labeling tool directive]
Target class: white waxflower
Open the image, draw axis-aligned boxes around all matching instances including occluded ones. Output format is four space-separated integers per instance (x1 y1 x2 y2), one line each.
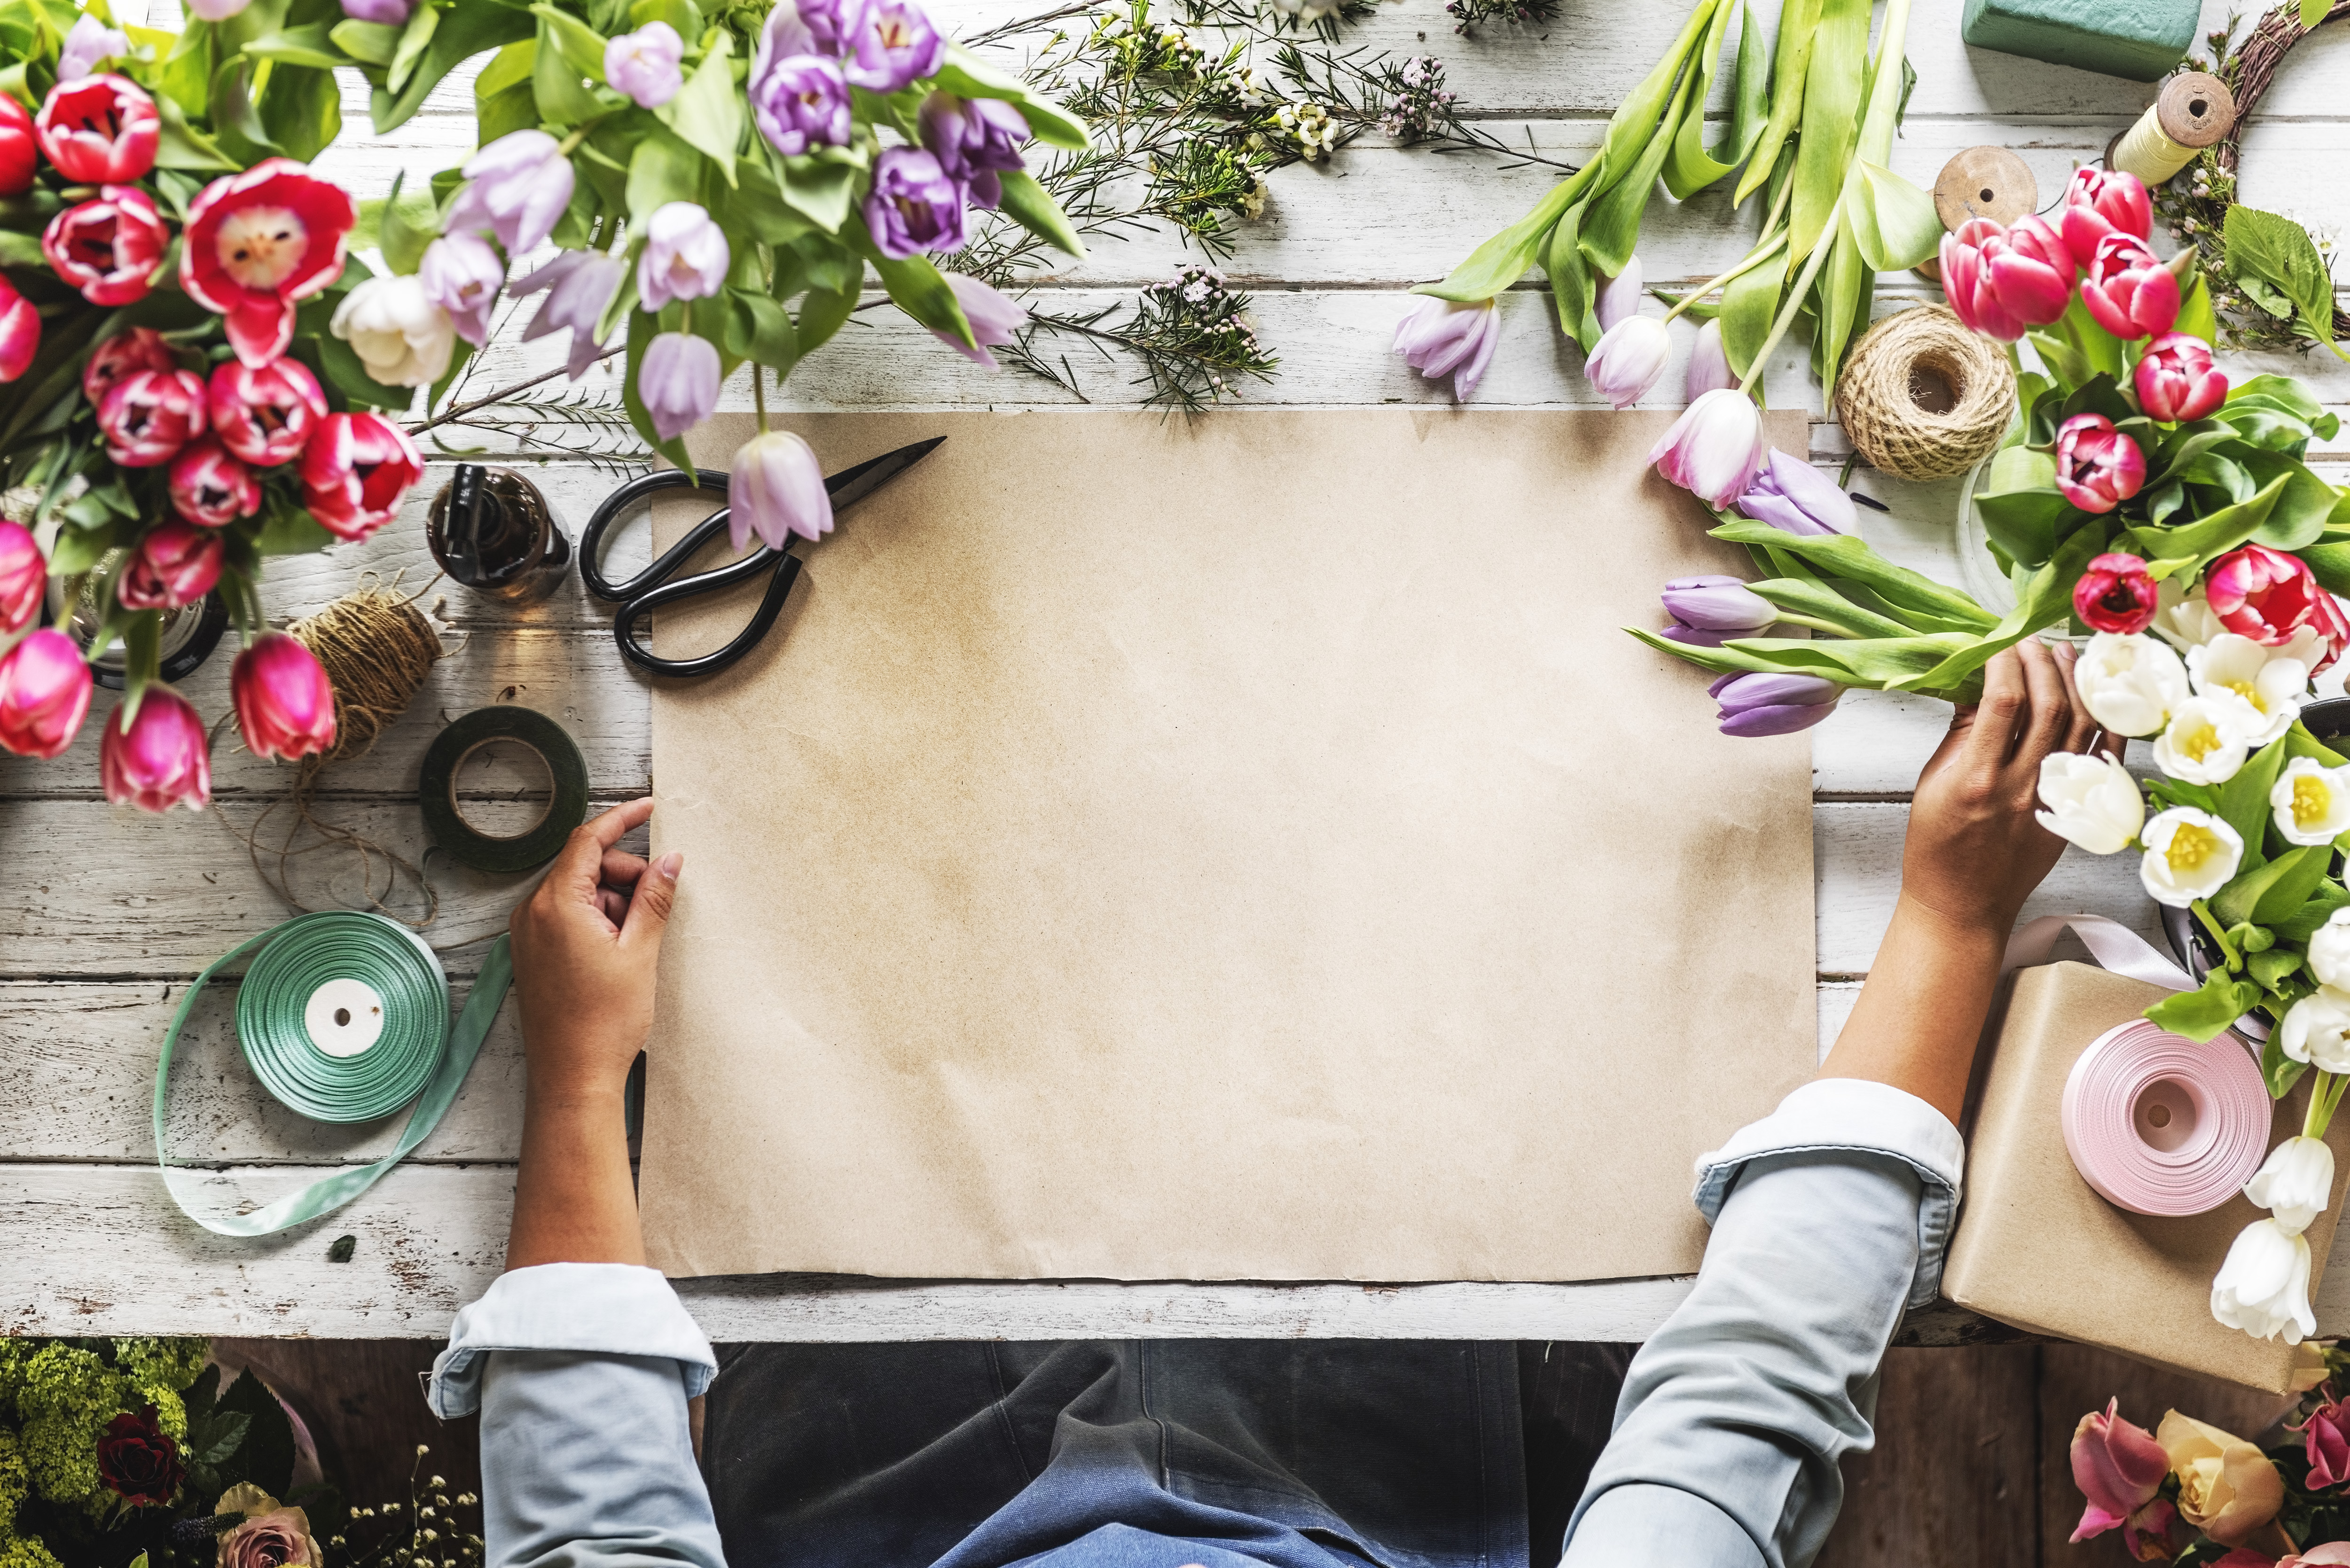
330 273 455 388
2077 632 2189 738
2246 1136 2336 1233
2152 697 2251 785
2189 632 2308 747
2035 751 2144 854
2138 806 2244 908
2280 986 2350 1072
2273 757 2350 848
2211 1216 2315 1343
2310 909 2350 989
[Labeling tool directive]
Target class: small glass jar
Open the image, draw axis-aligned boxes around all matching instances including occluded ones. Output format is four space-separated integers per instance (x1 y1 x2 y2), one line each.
426 465 572 604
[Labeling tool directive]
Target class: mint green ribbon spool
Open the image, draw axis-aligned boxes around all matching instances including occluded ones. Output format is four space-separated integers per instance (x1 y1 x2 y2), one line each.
155 911 513 1238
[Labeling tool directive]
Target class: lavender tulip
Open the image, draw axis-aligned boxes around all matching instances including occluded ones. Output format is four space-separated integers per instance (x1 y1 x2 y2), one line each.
1685 317 1736 399
1595 256 1643 333
418 231 505 347
863 147 968 259
730 429 832 550
58 16 128 80
605 22 685 109
515 250 623 379
1736 447 1857 536
445 130 576 257
637 202 730 311
1709 670 1841 737
640 331 721 442
791 0 868 56
840 0 942 91
1392 295 1499 401
920 93 1028 208
338 0 413 21
1650 387 1766 509
1583 315 1668 409
1661 574 1774 632
749 11 851 156
936 273 1026 367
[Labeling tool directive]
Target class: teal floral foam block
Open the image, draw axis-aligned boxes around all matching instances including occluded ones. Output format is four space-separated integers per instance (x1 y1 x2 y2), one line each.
1959 0 2198 80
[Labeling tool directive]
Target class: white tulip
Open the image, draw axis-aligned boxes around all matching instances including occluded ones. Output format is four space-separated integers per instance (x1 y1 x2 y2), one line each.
2280 987 2350 1073
2273 757 2350 848
2152 697 2251 785
2077 632 2189 739
2310 909 2350 989
2035 751 2145 854
2189 632 2308 748
330 273 456 388
2211 1216 2315 1343
2138 806 2244 908
2152 581 2226 651
2246 1136 2336 1233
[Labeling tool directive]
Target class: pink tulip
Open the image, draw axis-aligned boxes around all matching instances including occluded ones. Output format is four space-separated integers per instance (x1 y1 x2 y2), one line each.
2060 166 2154 271
2135 332 2228 423
2069 1399 2169 1543
1686 317 1737 398
0 518 41 633
0 627 91 758
99 687 211 812
934 273 1026 368
34 74 157 184
1649 387 1766 508
2080 232 2181 340
232 631 336 761
117 520 224 611
84 326 176 408
1940 214 2075 341
0 272 36 382
2054 413 2145 515
300 412 423 541
168 438 259 527
97 367 207 467
208 357 327 467
2208 544 2320 646
2308 590 2350 676
1394 296 1500 401
1583 315 1669 408
729 429 832 552
42 185 167 306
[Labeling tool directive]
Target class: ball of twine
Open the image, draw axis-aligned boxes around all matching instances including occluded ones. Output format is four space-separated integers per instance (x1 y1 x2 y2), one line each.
285 582 447 765
1833 305 2017 483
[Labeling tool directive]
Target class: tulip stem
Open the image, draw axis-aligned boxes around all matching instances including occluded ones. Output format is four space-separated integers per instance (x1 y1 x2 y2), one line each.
2310 1071 2350 1141
752 360 768 434
1740 188 1845 401
2192 899 2243 972
556 127 590 157
1660 227 1788 328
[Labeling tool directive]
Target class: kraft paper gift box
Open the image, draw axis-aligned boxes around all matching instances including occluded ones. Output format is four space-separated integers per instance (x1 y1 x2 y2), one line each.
1944 960 2350 1393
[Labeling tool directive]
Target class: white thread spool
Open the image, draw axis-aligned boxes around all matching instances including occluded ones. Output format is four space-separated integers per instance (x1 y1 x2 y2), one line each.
305 977 386 1057
2108 72 2236 186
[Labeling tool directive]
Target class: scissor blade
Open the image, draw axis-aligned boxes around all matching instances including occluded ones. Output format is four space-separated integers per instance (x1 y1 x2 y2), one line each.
825 436 946 511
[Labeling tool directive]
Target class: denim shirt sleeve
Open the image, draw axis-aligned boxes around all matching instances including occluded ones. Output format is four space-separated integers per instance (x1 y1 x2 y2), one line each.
428 1264 727 1568
1560 1078 1965 1568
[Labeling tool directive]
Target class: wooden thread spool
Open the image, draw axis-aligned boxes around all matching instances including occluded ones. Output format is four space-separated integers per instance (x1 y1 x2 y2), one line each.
2107 72 2236 186
1933 146 2040 232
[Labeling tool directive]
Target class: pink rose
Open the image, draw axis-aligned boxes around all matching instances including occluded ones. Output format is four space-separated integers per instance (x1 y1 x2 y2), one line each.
214 1486 319 1568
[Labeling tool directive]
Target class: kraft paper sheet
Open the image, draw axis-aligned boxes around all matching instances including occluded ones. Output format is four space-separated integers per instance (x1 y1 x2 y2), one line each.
637 409 1816 1283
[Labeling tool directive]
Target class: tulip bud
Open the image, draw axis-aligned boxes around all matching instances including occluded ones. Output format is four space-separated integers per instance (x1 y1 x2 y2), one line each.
2211 1217 2315 1343
0 91 33 196
100 687 212 812
2134 331 2228 423
934 273 1026 368
85 327 177 409
0 626 92 758
2073 551 2158 634
444 130 576 257
1392 296 1500 401
605 22 685 109
57 14 129 80
2076 631 2188 738
0 518 39 633
636 201 730 312
2054 413 2145 515
2058 166 2153 270
2309 910 2350 990
42 185 169 307
34 74 158 184
1684 317 1736 399
233 631 336 762
2207 544 2319 646
97 367 208 468
300 412 424 541
2080 232 2181 341
1706 669 1840 737
1594 256 1643 334
1649 387 1766 508
1659 574 1773 633
2246 1135 2335 1233
168 438 260 528
730 429 832 553
417 231 506 349
1940 214 2074 340
0 269 33 383
1736 448 1855 536
638 332 722 443
1582 314 1669 409
117 520 225 611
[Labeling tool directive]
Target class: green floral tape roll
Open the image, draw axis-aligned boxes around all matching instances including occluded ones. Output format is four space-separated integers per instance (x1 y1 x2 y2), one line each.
418 706 591 874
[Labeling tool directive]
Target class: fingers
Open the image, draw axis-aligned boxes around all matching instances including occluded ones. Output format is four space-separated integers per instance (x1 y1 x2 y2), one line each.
548 797 655 900
1967 648 2027 778
620 850 683 950
2015 638 2073 769
598 888 629 927
584 796 656 849
601 849 648 887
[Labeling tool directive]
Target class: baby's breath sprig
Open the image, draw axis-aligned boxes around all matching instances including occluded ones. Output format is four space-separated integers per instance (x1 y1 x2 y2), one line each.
326 1447 482 1568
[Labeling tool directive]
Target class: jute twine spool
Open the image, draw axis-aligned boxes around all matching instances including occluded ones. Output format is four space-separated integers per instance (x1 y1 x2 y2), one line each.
1833 306 2017 483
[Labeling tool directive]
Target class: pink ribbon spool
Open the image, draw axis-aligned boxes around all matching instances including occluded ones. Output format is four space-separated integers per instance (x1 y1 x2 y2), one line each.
2060 1019 2272 1216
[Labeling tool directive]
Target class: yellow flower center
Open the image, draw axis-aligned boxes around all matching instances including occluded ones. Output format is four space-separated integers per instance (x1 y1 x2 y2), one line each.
2225 678 2270 714
2298 775 2336 831
2168 823 2222 874
215 205 308 291
2178 721 2226 763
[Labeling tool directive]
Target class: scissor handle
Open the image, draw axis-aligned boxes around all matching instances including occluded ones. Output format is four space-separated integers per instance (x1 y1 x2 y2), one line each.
612 551 803 679
579 468 738 602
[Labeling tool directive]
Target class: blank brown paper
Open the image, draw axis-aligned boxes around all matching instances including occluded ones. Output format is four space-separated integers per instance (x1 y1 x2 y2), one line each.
638 408 1817 1283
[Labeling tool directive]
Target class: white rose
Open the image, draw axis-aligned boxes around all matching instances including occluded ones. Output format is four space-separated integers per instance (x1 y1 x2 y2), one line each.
2273 757 2350 849
330 273 455 388
2189 632 2308 748
2210 1216 2315 1343
2035 751 2144 855
2077 632 2189 738
2246 1135 2336 1233
2152 696 2251 785
2138 806 2244 908
2309 909 2350 990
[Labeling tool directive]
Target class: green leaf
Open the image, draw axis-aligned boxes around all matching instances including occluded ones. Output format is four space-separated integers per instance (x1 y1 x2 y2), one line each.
2123 473 2289 577
475 35 534 97
2145 970 2264 1044
1542 199 1595 350
386 0 438 94
361 172 437 273
2226 204 2347 361
1736 0 1817 206
791 282 855 357
373 0 533 133
240 21 346 67
2175 271 2219 346
1972 486 2070 570
1789 0 1867 265
996 168 1083 260
255 499 334 554
777 151 857 231
2251 946 2305 993
211 1371 295 1498
1663 0 1768 200
2306 0 2331 27
311 335 411 410
630 0 700 35
47 520 113 574
1719 236 1786 378
2263 1028 2313 1097
1747 577 1913 638
1711 517 1999 630
859 234 971 347
2215 736 2293 885
723 287 796 373
1903 526 2105 694
528 1 605 78
329 16 397 62
2240 450 2340 551
1580 59 1695 278
1845 160 1940 272
195 1411 251 1466
258 61 339 162
626 125 703 220
532 10 602 125
933 42 1088 152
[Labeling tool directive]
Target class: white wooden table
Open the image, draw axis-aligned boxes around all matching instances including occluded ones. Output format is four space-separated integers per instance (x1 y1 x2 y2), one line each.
7 0 2350 1342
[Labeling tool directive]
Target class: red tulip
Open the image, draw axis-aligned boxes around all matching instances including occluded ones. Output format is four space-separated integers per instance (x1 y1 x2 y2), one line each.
0 274 29 386
35 73 158 184
97 367 207 467
0 627 93 759
99 686 210 812
168 439 259 528
0 91 36 196
2059 166 2153 271
1940 214 2075 341
0 518 39 633
42 186 167 306
2135 332 2228 424
2074 552 2160 634
2208 544 2319 646
232 631 336 761
2080 233 2182 341
2055 413 2146 515
116 520 223 611
84 327 177 408
180 158 359 367
2307 590 2350 677
300 412 423 541
207 357 327 467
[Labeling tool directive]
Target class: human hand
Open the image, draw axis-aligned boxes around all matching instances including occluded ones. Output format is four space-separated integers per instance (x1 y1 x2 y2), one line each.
507 796 682 1107
1902 639 2109 937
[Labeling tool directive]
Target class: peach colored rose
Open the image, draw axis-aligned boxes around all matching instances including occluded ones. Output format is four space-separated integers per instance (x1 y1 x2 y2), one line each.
2280 1545 2350 1567
213 1484 319 1568
2159 1411 2287 1547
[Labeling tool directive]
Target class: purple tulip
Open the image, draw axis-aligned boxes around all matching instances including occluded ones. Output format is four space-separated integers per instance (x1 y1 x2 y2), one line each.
418 231 505 347
919 93 1028 209
1686 318 1736 399
445 130 576 257
936 273 1026 367
605 22 684 109
840 0 942 91
637 201 729 311
640 331 721 442
1735 447 1856 536
58 16 129 81
1393 296 1499 401
749 14 851 156
1583 315 1668 409
515 250 623 379
862 147 967 259
338 0 411 22
791 0 869 56
730 429 832 550
1595 255 1643 334
1661 574 1774 632
1709 670 1841 737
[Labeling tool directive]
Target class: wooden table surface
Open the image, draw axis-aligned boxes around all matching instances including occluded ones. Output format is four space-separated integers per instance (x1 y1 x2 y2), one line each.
7 0 2350 1341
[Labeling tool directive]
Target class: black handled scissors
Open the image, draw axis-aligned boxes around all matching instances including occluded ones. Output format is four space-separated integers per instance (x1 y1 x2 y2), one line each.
579 437 945 678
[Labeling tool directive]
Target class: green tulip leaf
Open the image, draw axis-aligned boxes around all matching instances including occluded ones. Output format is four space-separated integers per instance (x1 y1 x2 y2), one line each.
387 0 438 94
1734 0 1814 206
1543 199 1595 350
997 168 1085 260
934 43 1088 151
656 31 739 182
1844 160 1940 272
2144 970 2264 1044
1662 0 1767 200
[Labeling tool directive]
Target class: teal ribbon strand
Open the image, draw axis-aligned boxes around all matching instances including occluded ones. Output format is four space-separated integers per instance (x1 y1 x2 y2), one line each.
153 912 513 1238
